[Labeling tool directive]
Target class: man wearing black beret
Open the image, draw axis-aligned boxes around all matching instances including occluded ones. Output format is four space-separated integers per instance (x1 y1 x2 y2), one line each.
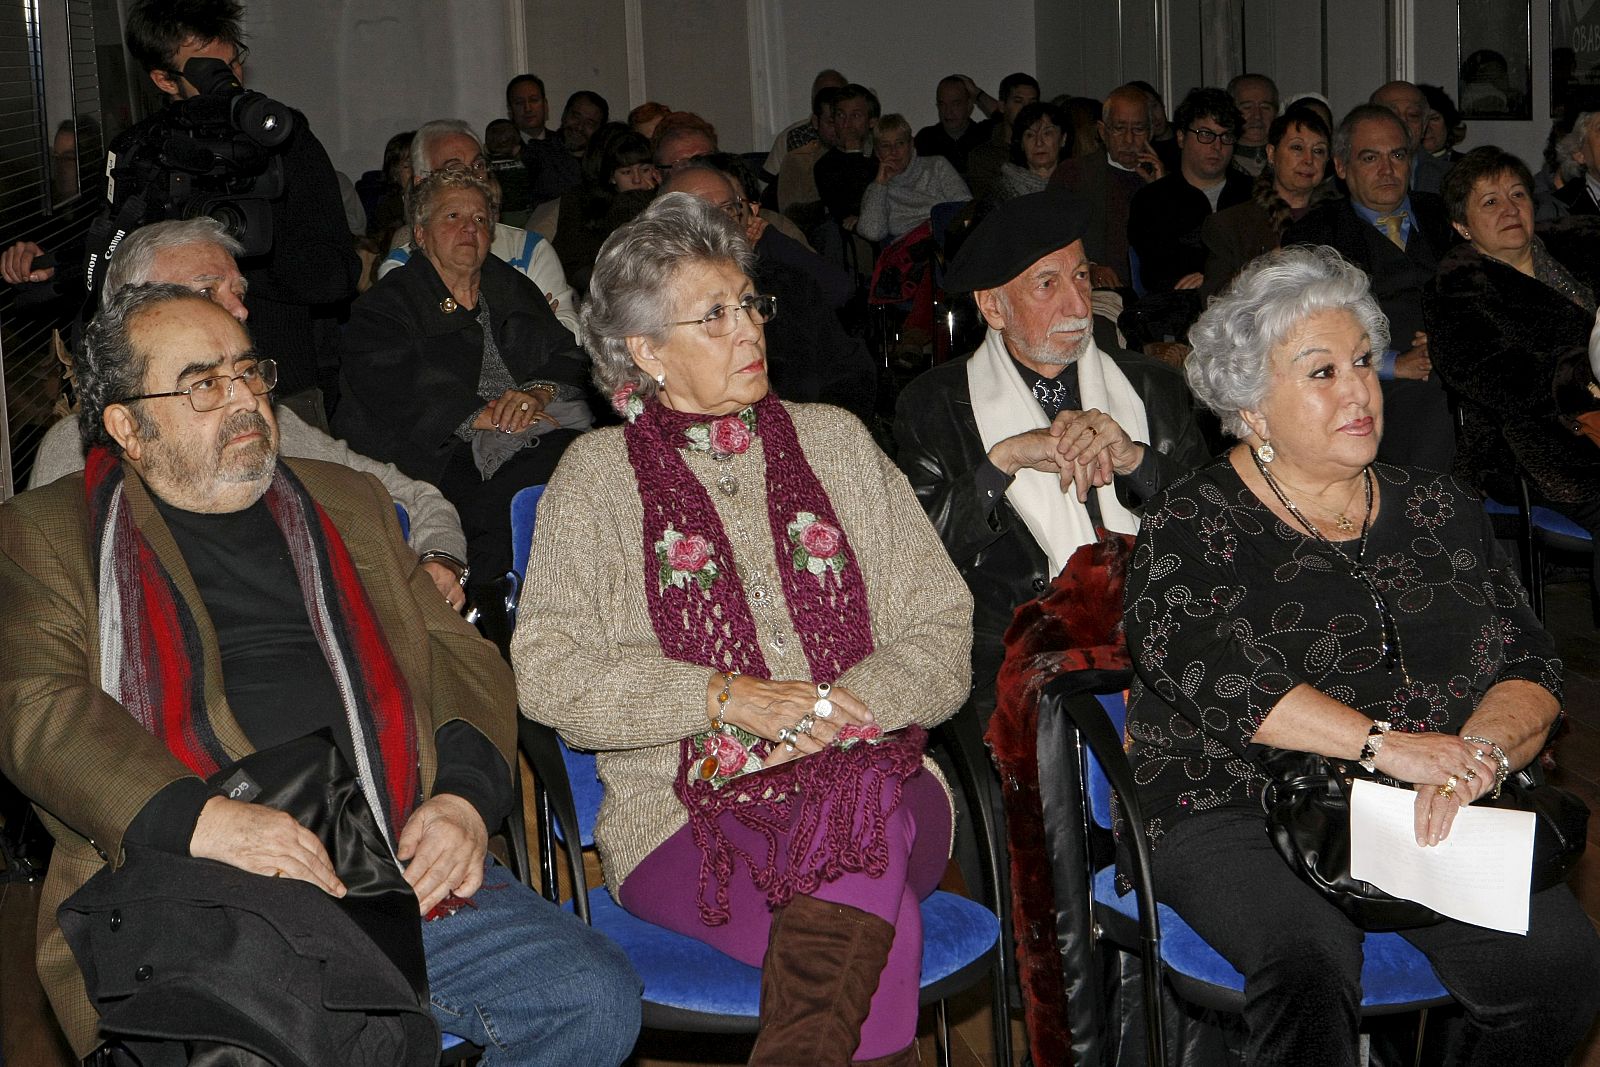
894 190 1209 727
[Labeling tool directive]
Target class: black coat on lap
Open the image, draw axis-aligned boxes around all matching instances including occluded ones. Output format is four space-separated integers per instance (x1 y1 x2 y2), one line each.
1422 216 1600 504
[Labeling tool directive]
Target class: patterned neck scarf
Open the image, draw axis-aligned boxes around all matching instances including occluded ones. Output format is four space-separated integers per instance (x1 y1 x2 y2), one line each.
624 394 925 924
86 447 421 845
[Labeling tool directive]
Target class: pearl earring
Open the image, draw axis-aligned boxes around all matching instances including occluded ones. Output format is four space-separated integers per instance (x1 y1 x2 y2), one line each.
654 372 665 387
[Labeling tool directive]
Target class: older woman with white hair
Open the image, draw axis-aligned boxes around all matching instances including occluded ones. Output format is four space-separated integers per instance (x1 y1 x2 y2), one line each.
336 169 591 583
1122 243 1600 1064
512 192 972 1067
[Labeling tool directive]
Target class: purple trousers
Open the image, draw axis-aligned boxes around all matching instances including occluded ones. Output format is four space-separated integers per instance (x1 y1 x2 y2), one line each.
618 769 952 1058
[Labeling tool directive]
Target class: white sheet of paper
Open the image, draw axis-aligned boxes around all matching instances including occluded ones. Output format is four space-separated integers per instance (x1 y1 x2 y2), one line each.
1349 779 1535 935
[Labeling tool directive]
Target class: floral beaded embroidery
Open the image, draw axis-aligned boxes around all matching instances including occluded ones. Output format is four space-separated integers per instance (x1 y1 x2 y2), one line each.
656 525 719 592
786 512 848 582
611 382 645 422
685 407 756 460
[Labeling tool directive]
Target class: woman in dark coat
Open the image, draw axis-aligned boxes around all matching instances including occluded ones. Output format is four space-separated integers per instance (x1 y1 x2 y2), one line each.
1422 146 1600 596
335 169 592 582
552 122 659 295
1200 105 1334 296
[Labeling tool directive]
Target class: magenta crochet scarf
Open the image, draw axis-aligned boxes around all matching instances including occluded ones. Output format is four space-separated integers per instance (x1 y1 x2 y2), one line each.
624 393 927 924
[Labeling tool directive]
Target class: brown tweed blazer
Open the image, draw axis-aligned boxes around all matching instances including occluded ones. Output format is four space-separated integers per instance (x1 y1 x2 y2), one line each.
0 456 517 1057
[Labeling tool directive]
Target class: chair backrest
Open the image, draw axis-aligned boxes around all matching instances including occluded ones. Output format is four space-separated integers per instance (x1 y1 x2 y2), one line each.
1127 245 1148 298
1086 692 1126 831
504 482 599 846
554 738 601 848
395 502 410 542
505 484 547 627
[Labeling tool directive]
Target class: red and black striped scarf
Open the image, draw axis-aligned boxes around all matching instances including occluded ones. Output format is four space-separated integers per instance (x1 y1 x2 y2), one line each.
85 446 421 843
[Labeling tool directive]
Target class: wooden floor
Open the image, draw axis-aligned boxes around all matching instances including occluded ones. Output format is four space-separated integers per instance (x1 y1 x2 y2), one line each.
6 572 1600 1065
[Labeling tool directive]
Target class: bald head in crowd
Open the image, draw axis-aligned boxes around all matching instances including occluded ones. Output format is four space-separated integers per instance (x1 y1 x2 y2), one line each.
1099 84 1158 173
1371 80 1430 149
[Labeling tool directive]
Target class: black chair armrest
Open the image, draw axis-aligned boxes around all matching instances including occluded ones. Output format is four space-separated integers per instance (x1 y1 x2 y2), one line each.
1038 668 1167 1067
517 716 591 924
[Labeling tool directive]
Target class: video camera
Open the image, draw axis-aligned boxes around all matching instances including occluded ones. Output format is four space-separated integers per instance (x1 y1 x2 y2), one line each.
85 57 295 293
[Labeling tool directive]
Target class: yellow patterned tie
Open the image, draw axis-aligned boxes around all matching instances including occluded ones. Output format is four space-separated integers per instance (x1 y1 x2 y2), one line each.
1375 211 1408 249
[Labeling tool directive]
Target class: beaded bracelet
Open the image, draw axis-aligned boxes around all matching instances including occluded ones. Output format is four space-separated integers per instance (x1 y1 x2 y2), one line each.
1462 734 1510 799
712 670 740 731
1358 720 1391 773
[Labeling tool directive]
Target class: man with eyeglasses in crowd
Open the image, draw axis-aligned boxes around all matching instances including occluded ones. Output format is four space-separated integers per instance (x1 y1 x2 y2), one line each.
25 216 476 612
0 279 642 1062
0 0 359 432
1050 83 1168 288
1127 86 1253 293
377 119 579 339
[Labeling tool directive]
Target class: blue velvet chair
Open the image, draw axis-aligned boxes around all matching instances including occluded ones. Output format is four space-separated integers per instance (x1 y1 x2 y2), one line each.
1037 670 1453 1065
506 483 1012 1064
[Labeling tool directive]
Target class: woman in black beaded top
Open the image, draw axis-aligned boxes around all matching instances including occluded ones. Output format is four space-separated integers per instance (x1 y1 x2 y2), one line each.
1122 243 1599 1064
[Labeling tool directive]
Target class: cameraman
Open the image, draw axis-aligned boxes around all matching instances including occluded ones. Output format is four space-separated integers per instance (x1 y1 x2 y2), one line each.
1 0 359 425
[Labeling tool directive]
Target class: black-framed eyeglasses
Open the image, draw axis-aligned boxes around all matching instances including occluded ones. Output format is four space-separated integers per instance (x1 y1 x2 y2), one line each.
121 358 276 413
1186 126 1239 145
664 294 777 338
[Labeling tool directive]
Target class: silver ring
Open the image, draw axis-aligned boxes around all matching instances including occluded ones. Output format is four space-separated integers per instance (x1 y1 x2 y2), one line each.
776 726 795 745
520 402 530 411
1463 769 1476 781
783 740 797 753
813 698 835 719
815 682 831 699
796 713 816 736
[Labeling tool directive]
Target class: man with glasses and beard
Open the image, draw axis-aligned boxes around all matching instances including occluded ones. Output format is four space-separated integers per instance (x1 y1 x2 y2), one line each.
0 285 641 1063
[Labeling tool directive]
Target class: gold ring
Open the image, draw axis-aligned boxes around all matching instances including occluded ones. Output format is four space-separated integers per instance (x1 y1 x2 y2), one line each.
1436 784 1454 799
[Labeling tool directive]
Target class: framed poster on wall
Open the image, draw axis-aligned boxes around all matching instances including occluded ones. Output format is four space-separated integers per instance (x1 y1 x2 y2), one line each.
1553 0 1600 114
1457 0 1533 119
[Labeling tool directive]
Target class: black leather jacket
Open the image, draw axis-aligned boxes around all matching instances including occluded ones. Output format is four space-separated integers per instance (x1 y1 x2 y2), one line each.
893 345 1211 720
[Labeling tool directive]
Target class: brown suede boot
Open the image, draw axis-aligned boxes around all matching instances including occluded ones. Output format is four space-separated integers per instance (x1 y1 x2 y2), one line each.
747 894 898 1066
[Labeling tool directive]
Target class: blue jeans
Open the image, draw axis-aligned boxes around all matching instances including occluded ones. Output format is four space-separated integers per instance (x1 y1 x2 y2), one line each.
421 860 642 1066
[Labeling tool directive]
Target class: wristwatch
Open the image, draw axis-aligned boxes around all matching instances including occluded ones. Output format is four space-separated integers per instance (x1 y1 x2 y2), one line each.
418 550 470 588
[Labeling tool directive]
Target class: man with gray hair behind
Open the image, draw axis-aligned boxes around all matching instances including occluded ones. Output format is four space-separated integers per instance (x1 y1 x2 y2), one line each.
26 217 475 611
1556 110 1600 215
1228 73 1280 177
378 118 579 338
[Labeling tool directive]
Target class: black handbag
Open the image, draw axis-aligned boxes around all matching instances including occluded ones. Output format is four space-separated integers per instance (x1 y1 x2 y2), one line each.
207 729 428 997
1261 749 1590 931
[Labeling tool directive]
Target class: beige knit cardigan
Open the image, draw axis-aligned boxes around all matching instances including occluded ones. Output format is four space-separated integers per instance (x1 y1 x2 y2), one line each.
512 403 974 896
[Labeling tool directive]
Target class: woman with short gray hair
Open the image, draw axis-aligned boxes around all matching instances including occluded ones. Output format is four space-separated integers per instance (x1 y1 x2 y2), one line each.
516 192 972 1066
335 167 587 581
1122 243 1599 1062
581 191 755 403
1186 242 1387 437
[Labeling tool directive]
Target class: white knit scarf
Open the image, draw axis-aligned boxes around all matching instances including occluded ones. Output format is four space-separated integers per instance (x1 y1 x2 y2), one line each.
966 327 1147 574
